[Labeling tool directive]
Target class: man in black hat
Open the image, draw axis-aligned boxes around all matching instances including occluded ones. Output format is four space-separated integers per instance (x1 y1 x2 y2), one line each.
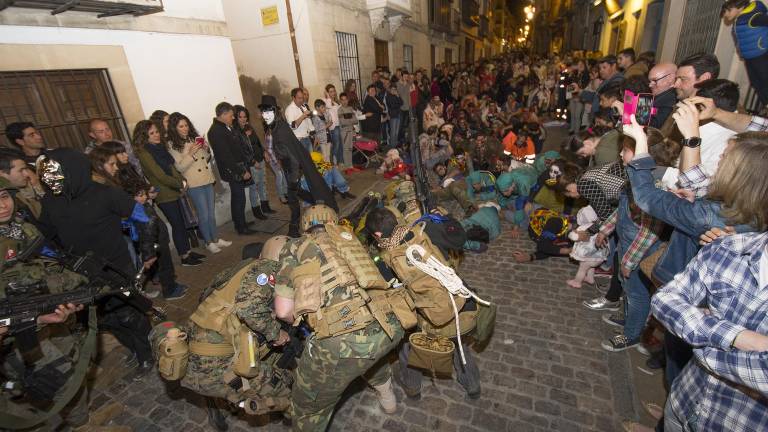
259 95 337 237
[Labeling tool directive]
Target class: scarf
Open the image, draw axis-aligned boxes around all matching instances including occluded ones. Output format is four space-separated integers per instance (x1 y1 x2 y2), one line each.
377 225 410 251
144 142 176 176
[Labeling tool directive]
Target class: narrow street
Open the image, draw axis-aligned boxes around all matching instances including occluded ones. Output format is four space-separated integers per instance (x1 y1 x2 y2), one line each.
76 125 654 432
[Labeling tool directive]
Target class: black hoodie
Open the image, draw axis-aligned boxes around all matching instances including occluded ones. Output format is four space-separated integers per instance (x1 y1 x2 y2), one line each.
38 149 135 274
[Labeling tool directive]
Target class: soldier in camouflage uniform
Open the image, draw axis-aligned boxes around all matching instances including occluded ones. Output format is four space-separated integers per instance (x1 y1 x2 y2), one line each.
179 257 293 415
0 177 91 430
275 205 408 432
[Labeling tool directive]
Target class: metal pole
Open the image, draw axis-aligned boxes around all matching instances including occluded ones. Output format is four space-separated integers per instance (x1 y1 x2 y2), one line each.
285 0 304 88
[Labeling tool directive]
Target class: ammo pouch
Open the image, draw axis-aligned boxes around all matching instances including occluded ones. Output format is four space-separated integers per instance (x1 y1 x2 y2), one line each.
157 329 189 381
384 289 417 330
291 260 322 316
325 224 388 289
307 296 375 339
408 332 454 376
232 326 270 378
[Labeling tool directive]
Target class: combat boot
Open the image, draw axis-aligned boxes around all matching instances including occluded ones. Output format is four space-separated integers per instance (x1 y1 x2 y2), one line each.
372 378 397 414
287 224 301 238
206 397 228 432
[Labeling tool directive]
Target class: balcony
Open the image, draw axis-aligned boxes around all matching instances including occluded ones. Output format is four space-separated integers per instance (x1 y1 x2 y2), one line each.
367 0 412 41
0 0 164 18
461 0 479 27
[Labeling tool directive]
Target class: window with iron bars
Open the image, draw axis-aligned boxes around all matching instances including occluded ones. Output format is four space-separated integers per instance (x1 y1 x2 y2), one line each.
0 69 128 151
335 32 362 100
403 44 414 73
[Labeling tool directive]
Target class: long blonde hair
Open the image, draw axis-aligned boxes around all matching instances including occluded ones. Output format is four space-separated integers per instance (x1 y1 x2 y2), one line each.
707 132 768 230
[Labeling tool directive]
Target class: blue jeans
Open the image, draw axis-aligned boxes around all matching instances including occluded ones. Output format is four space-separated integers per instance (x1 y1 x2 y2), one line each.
247 162 268 206
389 115 400 150
300 169 349 195
617 193 657 341
268 160 288 198
186 184 217 243
299 137 312 153
329 127 343 164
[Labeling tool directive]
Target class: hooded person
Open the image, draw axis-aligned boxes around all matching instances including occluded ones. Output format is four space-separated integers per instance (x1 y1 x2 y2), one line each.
496 166 538 233
259 95 337 237
36 148 155 372
532 150 561 175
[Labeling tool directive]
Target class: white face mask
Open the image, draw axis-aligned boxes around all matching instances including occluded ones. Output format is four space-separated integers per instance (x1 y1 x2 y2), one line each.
262 111 275 125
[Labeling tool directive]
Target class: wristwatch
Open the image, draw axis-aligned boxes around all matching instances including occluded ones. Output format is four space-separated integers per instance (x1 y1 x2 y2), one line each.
682 137 702 148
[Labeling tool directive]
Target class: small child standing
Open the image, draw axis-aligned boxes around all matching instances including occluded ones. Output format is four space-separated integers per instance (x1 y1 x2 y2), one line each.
311 99 332 162
567 205 609 288
337 92 357 167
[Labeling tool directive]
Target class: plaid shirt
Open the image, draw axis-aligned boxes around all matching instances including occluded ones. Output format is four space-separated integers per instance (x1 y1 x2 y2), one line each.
747 116 768 132
677 164 710 198
651 232 768 432
598 203 665 272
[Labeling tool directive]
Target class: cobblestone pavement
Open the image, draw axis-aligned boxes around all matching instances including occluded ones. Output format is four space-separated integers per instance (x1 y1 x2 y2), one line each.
76 126 641 431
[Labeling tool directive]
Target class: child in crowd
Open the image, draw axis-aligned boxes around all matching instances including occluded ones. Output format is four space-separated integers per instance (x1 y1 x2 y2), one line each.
301 152 356 200
566 205 609 288
312 99 332 161
337 93 357 167
377 148 407 179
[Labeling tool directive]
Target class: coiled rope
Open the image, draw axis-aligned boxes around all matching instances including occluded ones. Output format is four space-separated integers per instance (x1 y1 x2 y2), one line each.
405 244 491 365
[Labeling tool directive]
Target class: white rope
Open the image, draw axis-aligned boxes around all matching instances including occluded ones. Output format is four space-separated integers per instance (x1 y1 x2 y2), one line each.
405 244 491 365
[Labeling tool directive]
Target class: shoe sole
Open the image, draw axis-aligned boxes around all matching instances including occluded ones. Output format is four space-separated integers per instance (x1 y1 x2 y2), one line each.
601 341 637 352
601 314 625 327
164 294 188 301
181 262 202 267
583 302 620 311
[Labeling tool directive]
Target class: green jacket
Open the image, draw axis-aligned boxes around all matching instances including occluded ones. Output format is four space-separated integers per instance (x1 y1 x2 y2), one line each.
593 130 620 168
136 147 184 204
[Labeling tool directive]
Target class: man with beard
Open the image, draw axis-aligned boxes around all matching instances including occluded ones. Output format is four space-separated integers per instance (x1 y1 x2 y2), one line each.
258 95 337 238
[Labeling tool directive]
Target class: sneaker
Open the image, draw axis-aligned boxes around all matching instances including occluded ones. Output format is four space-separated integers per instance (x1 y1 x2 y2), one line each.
601 334 643 352
181 255 203 267
594 267 613 277
602 312 625 328
372 378 397 414
188 251 206 260
164 283 188 301
583 296 621 311
143 287 161 299
216 238 233 248
206 242 222 254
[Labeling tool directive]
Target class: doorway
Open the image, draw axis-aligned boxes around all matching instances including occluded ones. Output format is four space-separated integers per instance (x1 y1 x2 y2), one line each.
375 39 390 72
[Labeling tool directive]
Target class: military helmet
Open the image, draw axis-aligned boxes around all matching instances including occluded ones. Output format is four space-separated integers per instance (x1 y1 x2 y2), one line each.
301 204 338 232
261 235 290 261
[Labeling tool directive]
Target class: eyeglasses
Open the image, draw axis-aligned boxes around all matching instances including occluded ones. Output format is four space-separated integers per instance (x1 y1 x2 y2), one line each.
649 73 672 85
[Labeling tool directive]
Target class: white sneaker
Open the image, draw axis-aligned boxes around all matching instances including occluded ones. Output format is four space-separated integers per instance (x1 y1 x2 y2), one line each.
373 378 397 414
206 242 222 254
216 238 232 248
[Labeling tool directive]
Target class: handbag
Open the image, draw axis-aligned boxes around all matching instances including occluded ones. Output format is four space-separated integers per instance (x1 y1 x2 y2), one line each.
179 191 199 229
639 242 668 288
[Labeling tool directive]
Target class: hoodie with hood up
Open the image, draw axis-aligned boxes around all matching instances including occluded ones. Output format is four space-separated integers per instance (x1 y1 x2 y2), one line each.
38 149 135 274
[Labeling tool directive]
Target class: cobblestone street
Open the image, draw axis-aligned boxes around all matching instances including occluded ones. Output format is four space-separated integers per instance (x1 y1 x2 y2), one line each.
80 127 640 432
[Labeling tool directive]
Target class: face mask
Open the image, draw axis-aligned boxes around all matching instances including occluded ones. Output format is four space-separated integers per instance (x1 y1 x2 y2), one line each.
36 155 65 195
262 111 275 125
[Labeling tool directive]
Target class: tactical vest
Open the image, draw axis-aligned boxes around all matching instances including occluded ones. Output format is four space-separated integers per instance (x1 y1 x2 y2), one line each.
381 223 475 337
290 225 411 339
187 261 272 378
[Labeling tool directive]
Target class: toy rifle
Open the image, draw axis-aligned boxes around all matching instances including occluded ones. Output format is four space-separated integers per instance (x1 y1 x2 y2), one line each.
409 108 436 213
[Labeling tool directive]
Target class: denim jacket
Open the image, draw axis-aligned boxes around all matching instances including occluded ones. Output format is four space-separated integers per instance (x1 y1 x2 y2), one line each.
626 155 753 284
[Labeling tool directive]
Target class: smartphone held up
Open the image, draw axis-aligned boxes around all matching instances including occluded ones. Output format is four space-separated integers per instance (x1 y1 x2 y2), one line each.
622 90 656 126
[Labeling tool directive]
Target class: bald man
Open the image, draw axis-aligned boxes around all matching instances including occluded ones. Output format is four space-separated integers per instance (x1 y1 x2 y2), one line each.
648 63 678 128
86 118 143 175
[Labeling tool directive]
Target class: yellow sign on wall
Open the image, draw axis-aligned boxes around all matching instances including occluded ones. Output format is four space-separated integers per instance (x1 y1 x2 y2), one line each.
261 6 279 26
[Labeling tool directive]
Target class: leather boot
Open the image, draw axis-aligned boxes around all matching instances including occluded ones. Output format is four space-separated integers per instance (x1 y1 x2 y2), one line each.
260 200 276 214
252 206 267 220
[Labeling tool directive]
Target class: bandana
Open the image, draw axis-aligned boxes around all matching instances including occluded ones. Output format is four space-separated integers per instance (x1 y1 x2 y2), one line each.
377 225 410 251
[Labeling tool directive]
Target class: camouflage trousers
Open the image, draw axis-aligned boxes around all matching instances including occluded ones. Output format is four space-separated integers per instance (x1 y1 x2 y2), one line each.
433 181 473 212
292 315 404 432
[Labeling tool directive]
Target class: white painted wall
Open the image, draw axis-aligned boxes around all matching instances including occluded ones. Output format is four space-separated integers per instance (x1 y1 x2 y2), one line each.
0 25 243 138
157 0 226 22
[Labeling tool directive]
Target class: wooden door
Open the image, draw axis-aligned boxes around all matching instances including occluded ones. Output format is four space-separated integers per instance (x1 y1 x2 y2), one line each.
375 39 390 72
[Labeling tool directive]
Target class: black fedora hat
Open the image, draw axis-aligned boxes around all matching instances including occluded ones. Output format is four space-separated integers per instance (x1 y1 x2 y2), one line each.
258 95 278 110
